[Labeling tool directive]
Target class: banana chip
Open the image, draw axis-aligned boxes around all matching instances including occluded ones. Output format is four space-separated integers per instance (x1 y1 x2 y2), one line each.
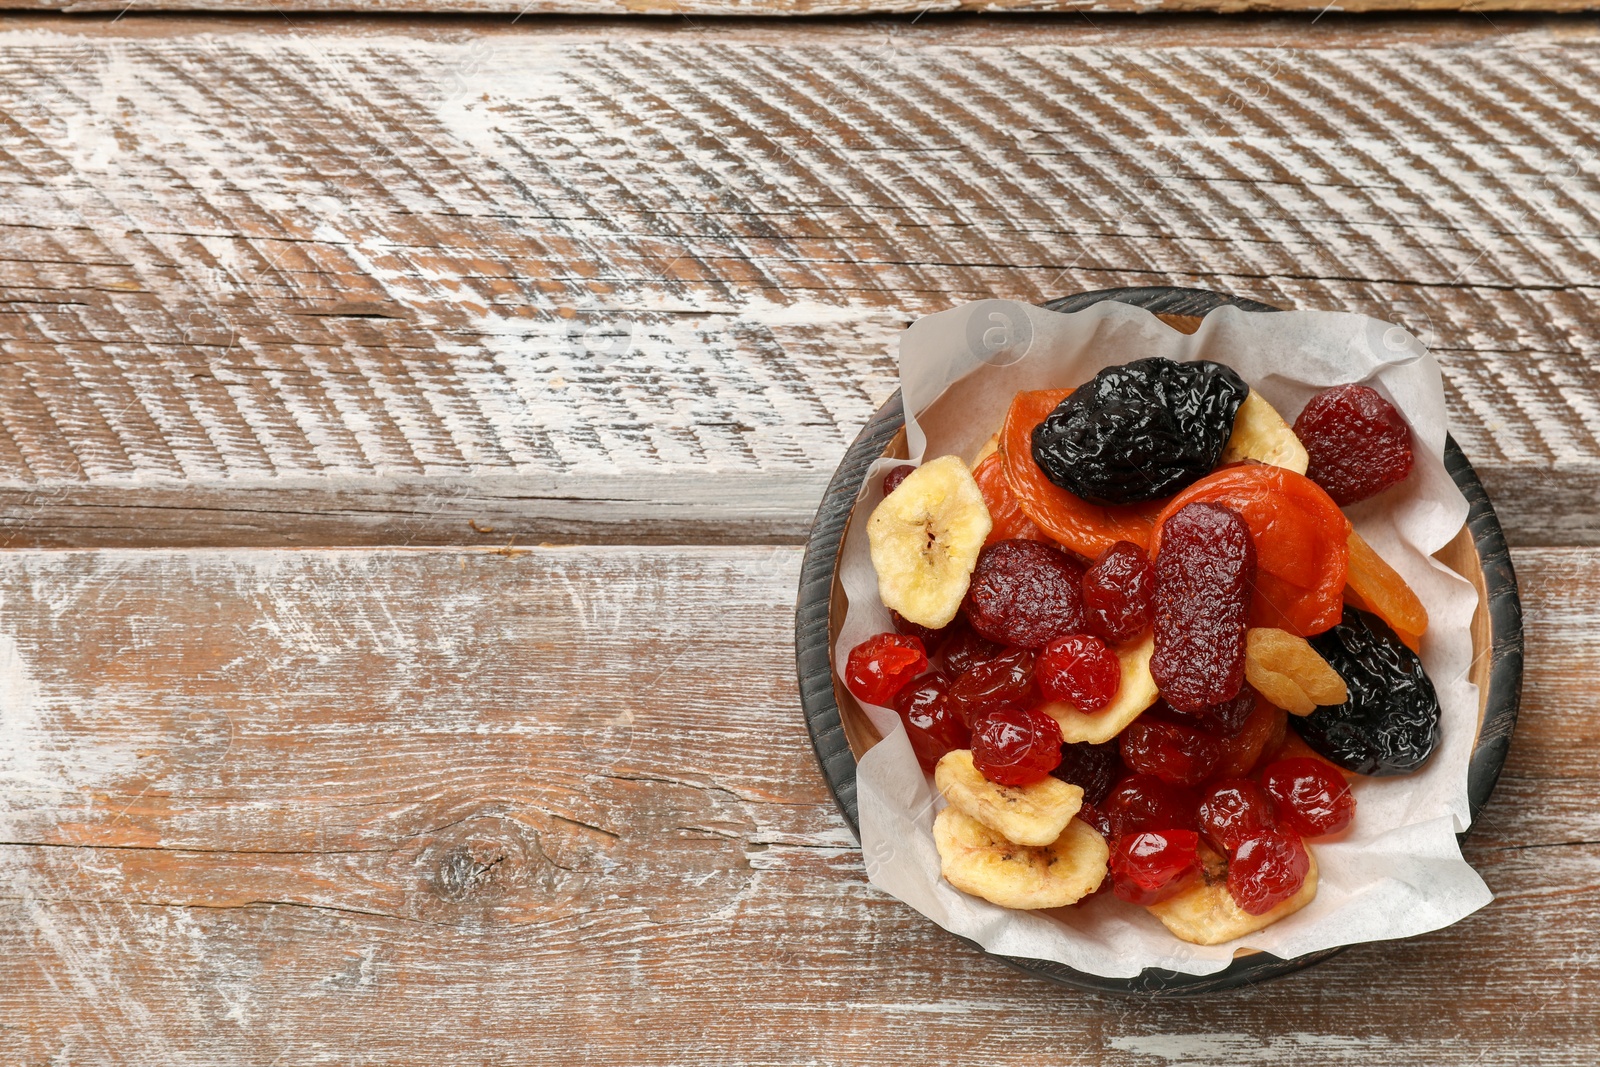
1147 844 1320 946
867 455 992 629
935 749 1082 847
935 809 1109 910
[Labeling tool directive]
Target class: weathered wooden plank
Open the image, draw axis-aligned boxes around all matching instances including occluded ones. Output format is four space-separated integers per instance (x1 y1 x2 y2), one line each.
0 544 1590 1061
3 17 1600 546
10 0 1600 14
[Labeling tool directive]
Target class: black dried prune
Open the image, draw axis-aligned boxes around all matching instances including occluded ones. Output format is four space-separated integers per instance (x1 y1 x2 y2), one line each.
1032 357 1249 505
1302 606 1440 775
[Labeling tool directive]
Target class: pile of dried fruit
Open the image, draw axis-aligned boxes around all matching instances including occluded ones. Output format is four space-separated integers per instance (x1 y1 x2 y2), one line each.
845 359 1441 946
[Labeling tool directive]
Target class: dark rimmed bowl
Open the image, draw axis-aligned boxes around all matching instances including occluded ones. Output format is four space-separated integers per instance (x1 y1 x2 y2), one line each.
794 286 1524 996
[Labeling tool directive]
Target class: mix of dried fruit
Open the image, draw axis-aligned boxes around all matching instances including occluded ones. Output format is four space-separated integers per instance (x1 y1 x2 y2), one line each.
846 357 1443 946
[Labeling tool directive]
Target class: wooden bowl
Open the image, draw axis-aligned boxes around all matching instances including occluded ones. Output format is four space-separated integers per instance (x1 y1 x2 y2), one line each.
794 286 1524 995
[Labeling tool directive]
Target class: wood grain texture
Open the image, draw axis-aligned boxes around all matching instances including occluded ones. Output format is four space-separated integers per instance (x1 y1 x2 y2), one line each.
10 0 1600 14
1 16 1599 545
0 544 1590 1062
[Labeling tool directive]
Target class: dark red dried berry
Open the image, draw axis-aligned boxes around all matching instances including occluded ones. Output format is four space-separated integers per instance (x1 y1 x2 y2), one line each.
1119 717 1223 786
937 620 1002 678
1151 502 1256 712
964 539 1087 649
844 632 927 706
948 647 1035 727
1192 685 1261 737
882 463 917 496
1109 830 1201 905
1051 741 1122 805
1082 540 1155 643
1228 828 1310 914
1102 773 1199 836
1214 699 1287 778
892 671 969 773
970 706 1063 786
1035 634 1120 711
1294 384 1414 506
890 610 947 656
1076 799 1113 839
1262 758 1355 838
1197 779 1277 853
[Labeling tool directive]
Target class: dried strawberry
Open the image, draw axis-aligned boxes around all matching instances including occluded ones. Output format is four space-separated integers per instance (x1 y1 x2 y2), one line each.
964 539 1087 649
1151 502 1255 711
1294 384 1414 505
1035 634 1120 711
1082 540 1154 643
844 633 926 706
970 706 1063 786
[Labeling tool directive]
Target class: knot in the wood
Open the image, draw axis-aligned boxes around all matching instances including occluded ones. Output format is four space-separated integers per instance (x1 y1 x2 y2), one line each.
434 842 508 903
411 812 584 926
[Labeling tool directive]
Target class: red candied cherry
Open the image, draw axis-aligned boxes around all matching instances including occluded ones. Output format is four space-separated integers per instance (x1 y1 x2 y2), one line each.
1082 540 1154 643
1228 828 1310 914
1102 773 1199 836
882 463 916 496
970 706 1063 786
1035 634 1121 712
949 647 1036 726
891 609 948 657
938 620 1002 678
1294 383 1414 505
1076 799 1112 839
1119 717 1223 787
1109 830 1201 906
844 632 927 707
1197 779 1277 853
892 671 968 773
1262 758 1356 838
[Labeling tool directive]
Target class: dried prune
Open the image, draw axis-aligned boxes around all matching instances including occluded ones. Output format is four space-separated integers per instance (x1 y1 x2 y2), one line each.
1302 607 1440 775
948 646 1036 725
1051 740 1122 804
963 539 1087 649
1082 540 1154 643
1294 384 1414 505
1151 502 1256 712
1031 357 1248 505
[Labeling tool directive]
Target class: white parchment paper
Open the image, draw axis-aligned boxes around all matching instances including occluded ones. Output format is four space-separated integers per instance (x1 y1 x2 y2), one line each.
834 299 1494 977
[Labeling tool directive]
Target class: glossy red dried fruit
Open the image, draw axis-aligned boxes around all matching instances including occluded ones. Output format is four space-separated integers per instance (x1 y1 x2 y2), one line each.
1051 741 1122 805
1151 502 1255 712
893 671 969 773
1119 717 1223 787
948 646 1036 727
1262 757 1356 837
1195 685 1261 736
890 610 947 657
845 632 927 706
1109 830 1201 906
1197 779 1277 853
1228 829 1310 914
1035 634 1120 712
1076 799 1113 839
970 706 1063 786
964 539 1088 649
1295 383 1415 506
1102 773 1199 836
882 463 917 496
1214 698 1288 778
1082 540 1155 643
937 620 1001 678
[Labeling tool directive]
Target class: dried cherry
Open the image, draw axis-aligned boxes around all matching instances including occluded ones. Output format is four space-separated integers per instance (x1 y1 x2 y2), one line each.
1102 773 1199 836
1051 740 1122 805
1082 540 1155 643
881 463 916 496
1262 758 1355 837
1031 357 1248 505
948 647 1036 726
1214 698 1288 778
1035 634 1120 712
970 706 1063 786
890 610 947 656
1227 829 1310 915
892 671 969 773
1119 717 1223 787
844 632 927 706
964 539 1087 649
1303 606 1440 775
938 620 1001 678
1295 384 1414 505
1197 779 1277 853
1076 799 1113 839
1109 830 1201 905
1151 502 1255 712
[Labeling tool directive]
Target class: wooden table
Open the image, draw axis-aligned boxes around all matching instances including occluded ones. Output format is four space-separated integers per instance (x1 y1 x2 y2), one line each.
0 10 1596 1063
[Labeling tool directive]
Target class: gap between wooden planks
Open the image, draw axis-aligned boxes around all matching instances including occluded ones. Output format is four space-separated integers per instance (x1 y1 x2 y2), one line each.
2 16 1600 548
0 544 1592 1063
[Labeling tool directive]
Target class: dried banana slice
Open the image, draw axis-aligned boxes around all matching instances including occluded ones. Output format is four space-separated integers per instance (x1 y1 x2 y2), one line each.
867 455 993 629
935 749 1083 847
934 808 1109 910
1245 627 1349 716
1040 631 1160 744
1147 843 1320 945
1221 390 1310 473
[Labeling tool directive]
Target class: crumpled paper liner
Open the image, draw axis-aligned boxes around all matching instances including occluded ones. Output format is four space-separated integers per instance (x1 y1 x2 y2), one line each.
833 298 1493 978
